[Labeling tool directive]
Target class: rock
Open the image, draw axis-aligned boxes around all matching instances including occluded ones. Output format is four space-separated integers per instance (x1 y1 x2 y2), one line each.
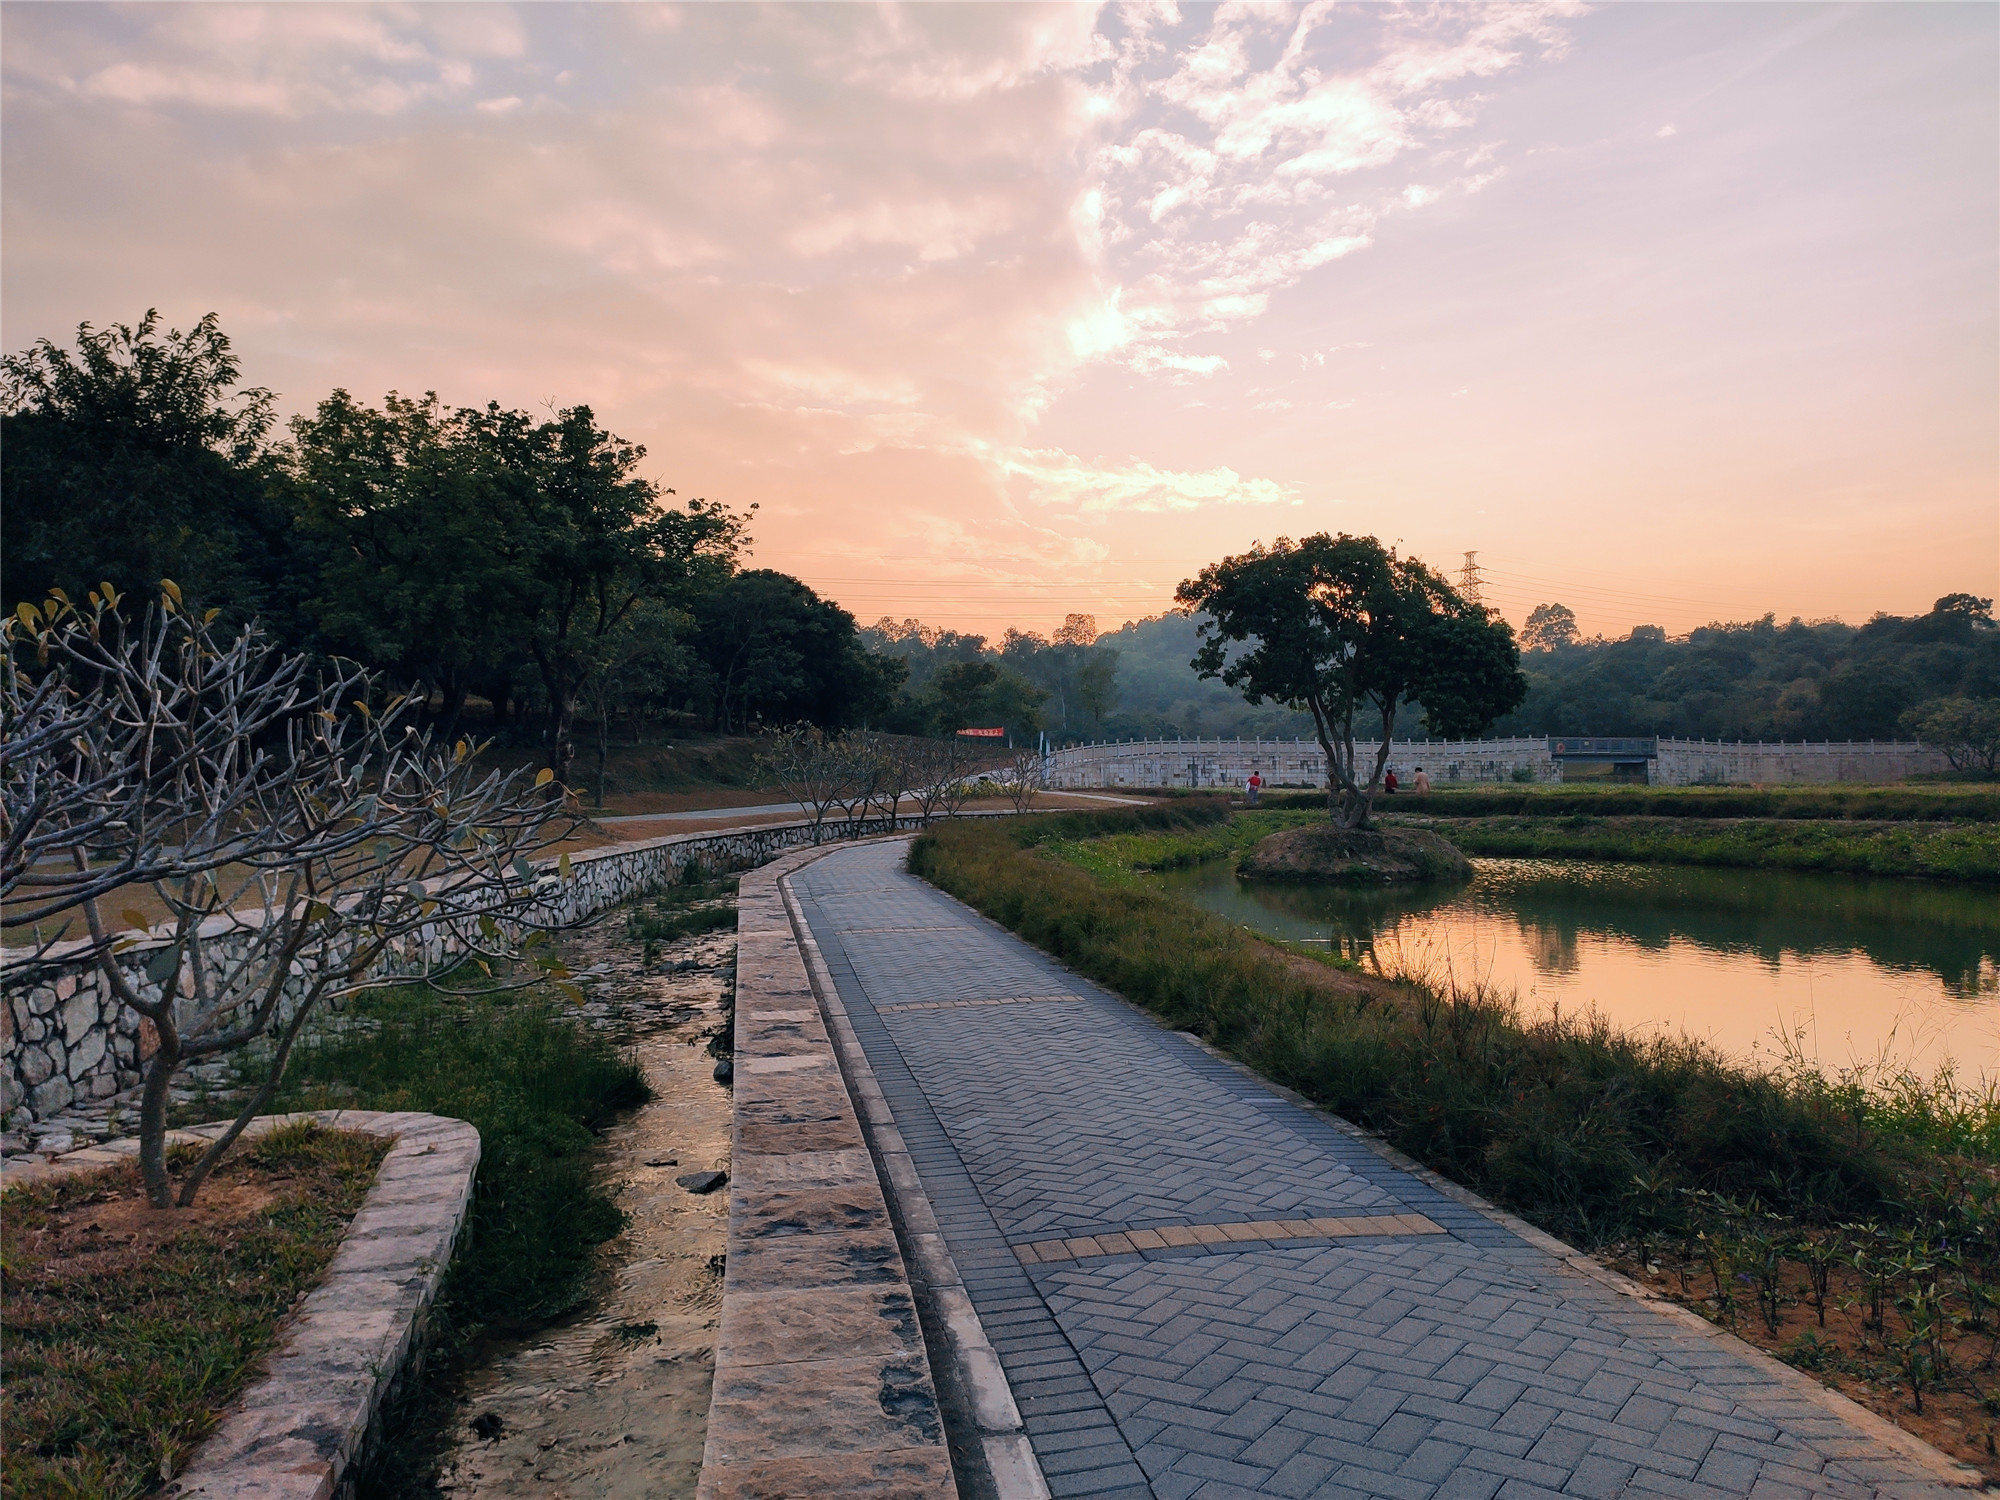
712 1058 734 1084
675 1169 728 1195
59 989 97 1044
1239 823 1472 885
67 1030 107 1080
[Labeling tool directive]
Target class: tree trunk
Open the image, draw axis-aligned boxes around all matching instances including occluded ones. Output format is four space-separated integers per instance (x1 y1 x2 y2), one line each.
137 1013 183 1209
439 674 470 744
596 699 611 808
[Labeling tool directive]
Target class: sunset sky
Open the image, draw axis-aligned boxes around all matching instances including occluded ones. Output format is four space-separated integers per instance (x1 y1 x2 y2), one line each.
4 2 1994 641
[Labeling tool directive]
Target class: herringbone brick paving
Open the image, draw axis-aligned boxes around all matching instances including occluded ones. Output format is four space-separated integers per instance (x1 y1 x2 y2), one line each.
788 841 1967 1500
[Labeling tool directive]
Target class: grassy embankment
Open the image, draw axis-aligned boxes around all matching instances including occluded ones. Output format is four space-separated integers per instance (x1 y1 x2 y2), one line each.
269 983 650 1496
912 806 2000 1453
1394 815 2000 882
3 1123 392 1499
1250 784 2000 882
1268 784 2000 822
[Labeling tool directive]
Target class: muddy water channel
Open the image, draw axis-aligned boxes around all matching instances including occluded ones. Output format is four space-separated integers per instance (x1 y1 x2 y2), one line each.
436 908 736 1500
1151 858 2000 1079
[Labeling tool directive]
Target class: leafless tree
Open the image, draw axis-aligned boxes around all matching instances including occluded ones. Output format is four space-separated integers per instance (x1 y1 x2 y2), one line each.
929 736 986 821
9 587 579 1208
3 583 318 930
758 725 856 843
1002 745 1046 814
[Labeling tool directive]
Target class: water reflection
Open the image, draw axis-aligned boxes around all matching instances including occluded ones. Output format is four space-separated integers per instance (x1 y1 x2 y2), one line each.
1150 859 2000 1077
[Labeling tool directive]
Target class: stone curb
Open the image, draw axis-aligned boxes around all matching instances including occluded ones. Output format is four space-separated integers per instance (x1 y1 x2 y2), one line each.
7 1109 483 1500
698 842 959 1500
781 866 1052 1500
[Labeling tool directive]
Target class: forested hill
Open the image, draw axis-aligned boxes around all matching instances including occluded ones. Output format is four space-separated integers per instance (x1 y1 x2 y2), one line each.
1092 613 1316 741
1492 601 1998 741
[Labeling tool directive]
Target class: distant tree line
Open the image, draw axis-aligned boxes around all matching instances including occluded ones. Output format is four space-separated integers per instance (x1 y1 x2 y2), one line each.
0 312 903 780
858 613 1118 748
1500 596 2000 744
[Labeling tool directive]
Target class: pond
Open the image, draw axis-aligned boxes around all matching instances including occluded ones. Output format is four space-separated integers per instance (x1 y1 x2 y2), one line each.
1148 858 2000 1079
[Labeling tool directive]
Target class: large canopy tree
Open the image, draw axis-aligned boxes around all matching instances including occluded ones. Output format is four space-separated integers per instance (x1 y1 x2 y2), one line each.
287 391 745 780
283 390 534 738
695 569 902 734
497 405 746 782
0 311 300 630
1176 533 1525 827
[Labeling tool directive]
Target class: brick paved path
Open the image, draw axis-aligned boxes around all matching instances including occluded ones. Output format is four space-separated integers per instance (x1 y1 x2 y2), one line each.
789 841 1970 1500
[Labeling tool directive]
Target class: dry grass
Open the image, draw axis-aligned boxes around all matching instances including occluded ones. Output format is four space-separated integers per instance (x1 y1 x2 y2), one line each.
1 1123 390 1500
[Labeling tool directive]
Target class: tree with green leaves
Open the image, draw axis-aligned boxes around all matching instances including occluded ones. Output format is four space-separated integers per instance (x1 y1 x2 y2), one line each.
696 569 900 734
282 390 531 738
927 660 1046 745
490 405 745 782
1521 602 1580 652
1901 697 2000 775
1176 534 1525 827
0 310 298 628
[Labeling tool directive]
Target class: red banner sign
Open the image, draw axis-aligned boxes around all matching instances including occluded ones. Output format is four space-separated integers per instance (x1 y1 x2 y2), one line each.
955 726 1007 738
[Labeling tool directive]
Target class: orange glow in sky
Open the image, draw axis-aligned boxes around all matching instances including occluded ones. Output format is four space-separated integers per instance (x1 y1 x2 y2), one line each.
4 3 1994 640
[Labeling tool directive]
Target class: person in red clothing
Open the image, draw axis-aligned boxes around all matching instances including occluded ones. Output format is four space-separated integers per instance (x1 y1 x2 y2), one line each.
1246 771 1262 805
1384 768 1399 794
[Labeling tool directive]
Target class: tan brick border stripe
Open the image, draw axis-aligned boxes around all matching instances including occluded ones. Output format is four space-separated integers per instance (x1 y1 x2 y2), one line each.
877 994 1088 1014
1015 1211 1443 1265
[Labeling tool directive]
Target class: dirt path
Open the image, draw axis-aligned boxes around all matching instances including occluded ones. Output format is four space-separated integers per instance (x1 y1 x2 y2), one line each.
436 914 736 1499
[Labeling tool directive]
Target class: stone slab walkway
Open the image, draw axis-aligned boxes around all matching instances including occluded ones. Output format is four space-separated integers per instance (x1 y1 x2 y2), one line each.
787 840 1976 1500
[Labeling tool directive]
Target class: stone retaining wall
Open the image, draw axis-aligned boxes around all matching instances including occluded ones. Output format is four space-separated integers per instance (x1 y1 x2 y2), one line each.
1 813 934 1131
1652 738 1949 785
699 844 958 1498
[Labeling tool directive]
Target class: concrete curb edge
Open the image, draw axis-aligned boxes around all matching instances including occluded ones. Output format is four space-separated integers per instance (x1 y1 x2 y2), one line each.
699 841 960 1499
780 860 1052 1500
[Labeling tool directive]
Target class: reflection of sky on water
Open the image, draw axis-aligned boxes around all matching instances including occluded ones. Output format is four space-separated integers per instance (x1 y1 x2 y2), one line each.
1149 859 2000 1079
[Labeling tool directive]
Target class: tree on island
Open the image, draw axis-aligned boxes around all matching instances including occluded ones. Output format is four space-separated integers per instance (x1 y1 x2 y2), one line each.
1176 533 1525 828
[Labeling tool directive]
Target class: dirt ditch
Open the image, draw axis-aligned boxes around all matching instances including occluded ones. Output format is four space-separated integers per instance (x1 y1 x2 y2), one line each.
436 904 737 1500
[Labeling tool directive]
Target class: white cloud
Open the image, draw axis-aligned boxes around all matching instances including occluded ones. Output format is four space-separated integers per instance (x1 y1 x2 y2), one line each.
998 446 1295 513
1080 2 1579 370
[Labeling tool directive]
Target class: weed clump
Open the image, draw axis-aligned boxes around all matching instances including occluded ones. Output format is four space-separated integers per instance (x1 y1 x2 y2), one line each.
272 987 649 1494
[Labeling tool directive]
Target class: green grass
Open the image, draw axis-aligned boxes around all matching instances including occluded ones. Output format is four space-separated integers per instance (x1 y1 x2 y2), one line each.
625 902 737 945
270 986 649 1496
1267 784 2000 822
1409 815 2000 882
2 1123 391 1500
1041 808 1312 881
912 812 2000 1250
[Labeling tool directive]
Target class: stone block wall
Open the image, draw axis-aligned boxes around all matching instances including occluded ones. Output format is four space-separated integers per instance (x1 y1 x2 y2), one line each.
1045 736 1949 791
1 812 928 1131
1044 737 1558 790
1651 739 1949 785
